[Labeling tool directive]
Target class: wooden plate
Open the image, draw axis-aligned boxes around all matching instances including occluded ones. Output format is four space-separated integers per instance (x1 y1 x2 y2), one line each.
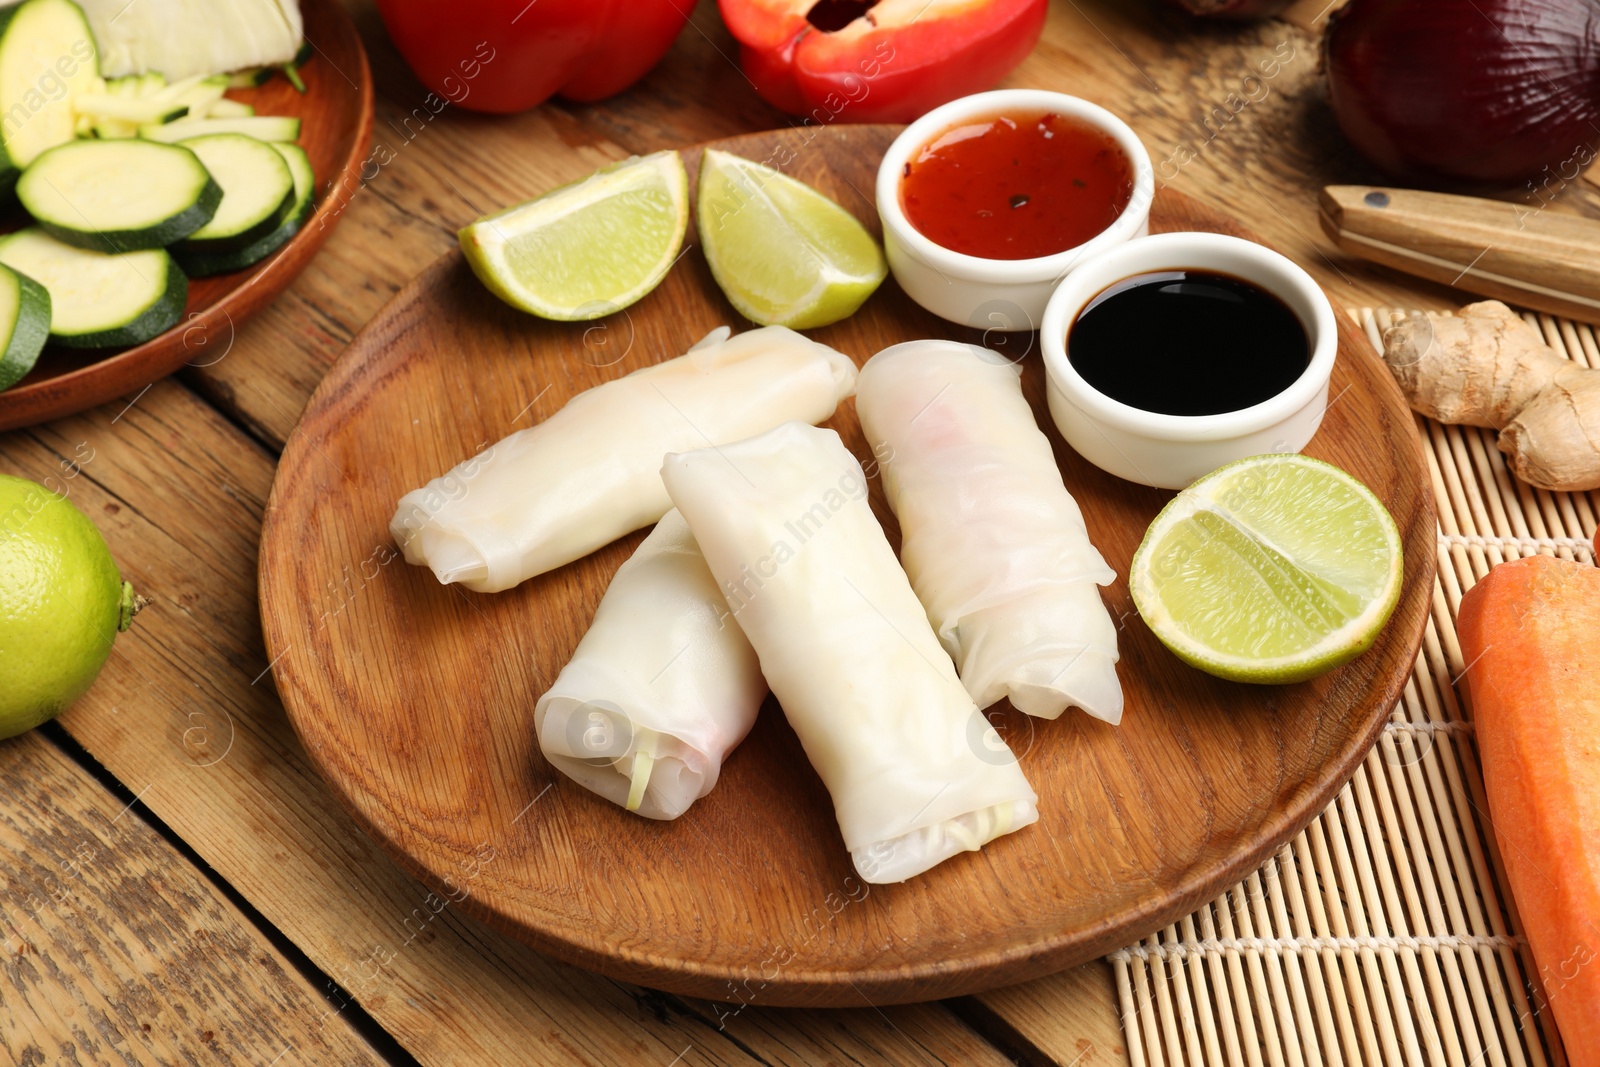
0 0 373 432
261 125 1435 1007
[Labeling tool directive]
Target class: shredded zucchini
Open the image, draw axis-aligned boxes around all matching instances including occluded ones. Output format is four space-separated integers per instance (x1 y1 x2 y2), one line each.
624 748 655 813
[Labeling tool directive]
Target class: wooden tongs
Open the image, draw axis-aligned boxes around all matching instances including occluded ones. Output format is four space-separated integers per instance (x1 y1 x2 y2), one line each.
1319 185 1600 322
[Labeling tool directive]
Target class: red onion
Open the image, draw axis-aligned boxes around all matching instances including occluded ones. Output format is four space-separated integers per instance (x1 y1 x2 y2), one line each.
1166 0 1294 18
1324 0 1600 187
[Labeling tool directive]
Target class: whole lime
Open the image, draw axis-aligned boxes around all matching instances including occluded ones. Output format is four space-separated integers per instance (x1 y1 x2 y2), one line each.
0 474 135 738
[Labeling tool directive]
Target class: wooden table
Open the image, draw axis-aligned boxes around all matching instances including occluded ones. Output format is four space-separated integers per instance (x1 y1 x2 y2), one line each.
4 2 1595 1063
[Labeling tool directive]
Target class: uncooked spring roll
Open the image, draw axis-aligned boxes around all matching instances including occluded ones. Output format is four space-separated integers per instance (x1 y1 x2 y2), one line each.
662 421 1038 883
391 326 858 592
535 510 766 820
856 341 1123 724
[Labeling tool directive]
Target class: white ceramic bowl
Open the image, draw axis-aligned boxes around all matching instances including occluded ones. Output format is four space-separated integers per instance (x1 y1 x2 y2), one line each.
876 90 1155 332
1040 232 1339 490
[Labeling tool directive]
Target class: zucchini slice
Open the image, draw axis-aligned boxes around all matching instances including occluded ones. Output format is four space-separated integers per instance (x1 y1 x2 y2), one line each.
206 98 254 119
139 115 300 143
71 94 188 123
176 133 293 251
17 139 221 252
0 263 50 391
0 227 187 349
176 142 313 277
226 67 274 89
144 72 208 103
163 78 227 118
0 0 102 187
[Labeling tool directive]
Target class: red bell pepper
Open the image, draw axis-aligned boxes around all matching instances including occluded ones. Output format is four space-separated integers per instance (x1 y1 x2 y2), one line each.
375 0 690 115
719 0 1048 124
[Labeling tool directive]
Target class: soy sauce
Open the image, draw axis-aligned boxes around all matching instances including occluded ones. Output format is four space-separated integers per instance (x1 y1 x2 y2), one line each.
1068 271 1309 417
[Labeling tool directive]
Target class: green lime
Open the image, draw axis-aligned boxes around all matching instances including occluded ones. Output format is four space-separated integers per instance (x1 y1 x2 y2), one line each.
0 474 136 737
1130 454 1403 684
696 148 886 329
458 150 689 322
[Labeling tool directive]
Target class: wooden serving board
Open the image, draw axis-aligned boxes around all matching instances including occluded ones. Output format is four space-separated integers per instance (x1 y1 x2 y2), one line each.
0 0 373 432
260 125 1435 1007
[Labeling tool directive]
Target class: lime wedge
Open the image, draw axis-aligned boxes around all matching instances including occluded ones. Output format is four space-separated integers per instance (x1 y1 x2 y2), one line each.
458 151 689 321
1130 454 1403 684
696 148 886 329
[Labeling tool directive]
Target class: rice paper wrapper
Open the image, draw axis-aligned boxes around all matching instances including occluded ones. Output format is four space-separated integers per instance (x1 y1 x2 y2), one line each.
856 340 1123 724
535 510 767 820
391 325 857 592
663 421 1038 884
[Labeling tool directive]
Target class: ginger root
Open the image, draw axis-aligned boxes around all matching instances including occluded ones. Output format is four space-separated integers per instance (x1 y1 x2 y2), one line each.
1382 301 1600 492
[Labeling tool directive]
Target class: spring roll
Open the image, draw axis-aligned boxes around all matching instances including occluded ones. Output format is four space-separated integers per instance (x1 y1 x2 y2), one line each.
856 341 1123 724
391 326 858 592
662 421 1038 884
535 510 766 820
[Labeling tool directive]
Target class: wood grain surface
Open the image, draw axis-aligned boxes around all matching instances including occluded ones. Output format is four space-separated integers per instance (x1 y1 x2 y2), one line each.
11 0 1595 1059
1 374 1032 1064
259 124 1437 1006
0 0 374 433
0 731 384 1065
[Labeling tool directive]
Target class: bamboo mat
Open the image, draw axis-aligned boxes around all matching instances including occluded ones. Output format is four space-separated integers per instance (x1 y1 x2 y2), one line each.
1107 305 1597 1067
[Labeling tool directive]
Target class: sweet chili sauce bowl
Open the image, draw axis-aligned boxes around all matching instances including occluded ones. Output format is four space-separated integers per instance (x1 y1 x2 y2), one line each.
1040 232 1340 491
876 89 1155 332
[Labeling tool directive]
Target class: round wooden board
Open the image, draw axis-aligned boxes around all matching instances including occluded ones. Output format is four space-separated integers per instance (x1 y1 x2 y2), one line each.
261 125 1435 1007
0 0 373 432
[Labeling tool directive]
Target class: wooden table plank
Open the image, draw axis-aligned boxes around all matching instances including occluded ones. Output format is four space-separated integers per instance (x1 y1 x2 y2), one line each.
0 731 385 1065
0 381 1026 1066
164 0 1429 1058
960 964 1131 1067
27 0 1588 1059
186 0 1600 449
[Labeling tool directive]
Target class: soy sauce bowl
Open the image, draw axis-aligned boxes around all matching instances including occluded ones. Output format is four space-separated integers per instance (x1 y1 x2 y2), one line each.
1040 232 1339 490
876 89 1155 332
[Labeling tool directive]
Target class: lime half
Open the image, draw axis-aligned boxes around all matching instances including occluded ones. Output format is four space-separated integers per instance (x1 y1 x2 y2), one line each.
697 149 886 329
1130 454 1403 684
0 474 136 738
459 151 689 321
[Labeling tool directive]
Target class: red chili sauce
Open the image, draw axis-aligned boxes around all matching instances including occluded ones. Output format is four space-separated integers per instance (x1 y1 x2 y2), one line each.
899 110 1135 261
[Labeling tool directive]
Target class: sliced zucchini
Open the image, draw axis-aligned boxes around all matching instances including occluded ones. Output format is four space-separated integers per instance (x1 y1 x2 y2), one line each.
144 72 209 103
269 141 314 225
226 67 274 89
94 74 152 137
159 75 227 117
17 139 220 252
206 98 254 119
92 71 209 136
175 132 293 251
0 228 187 349
139 114 300 143
0 0 102 187
176 142 313 277
72 94 188 123
92 118 139 139
0 263 50 391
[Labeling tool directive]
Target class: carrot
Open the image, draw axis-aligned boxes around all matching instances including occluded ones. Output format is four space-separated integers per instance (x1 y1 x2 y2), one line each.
1457 553 1600 1061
